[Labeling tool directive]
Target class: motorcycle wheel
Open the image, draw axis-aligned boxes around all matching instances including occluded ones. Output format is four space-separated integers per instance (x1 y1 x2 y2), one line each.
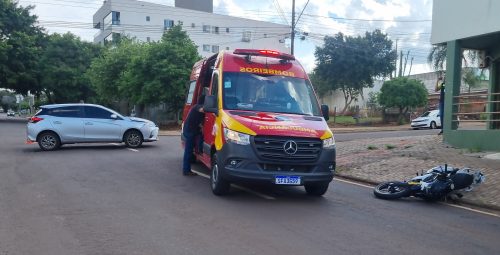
373 182 411 200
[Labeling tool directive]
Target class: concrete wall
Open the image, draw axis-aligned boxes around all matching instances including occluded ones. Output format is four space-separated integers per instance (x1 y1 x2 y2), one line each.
93 0 289 58
319 80 384 114
431 0 500 44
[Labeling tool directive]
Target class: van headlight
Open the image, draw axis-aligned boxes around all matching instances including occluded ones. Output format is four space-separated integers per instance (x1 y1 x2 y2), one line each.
224 128 250 145
323 136 336 149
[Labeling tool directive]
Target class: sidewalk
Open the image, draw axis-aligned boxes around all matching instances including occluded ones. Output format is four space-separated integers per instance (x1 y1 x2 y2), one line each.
335 135 500 210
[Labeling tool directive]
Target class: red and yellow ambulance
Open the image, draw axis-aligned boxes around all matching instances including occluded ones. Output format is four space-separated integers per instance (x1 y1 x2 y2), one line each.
182 49 335 196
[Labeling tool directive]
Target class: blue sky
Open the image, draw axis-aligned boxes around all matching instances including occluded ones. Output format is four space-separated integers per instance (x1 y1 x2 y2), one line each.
18 0 434 74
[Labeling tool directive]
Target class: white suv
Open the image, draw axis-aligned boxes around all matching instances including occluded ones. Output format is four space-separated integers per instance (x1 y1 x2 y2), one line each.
27 104 159 151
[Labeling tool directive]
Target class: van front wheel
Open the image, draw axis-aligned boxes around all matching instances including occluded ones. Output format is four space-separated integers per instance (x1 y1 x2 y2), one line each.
305 182 330 196
210 154 230 196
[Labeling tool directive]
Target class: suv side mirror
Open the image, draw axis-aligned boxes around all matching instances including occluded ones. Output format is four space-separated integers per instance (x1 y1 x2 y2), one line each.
203 95 218 115
321 105 330 121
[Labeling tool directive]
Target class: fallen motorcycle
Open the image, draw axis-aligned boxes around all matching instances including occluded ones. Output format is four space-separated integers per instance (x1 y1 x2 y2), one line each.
373 165 485 201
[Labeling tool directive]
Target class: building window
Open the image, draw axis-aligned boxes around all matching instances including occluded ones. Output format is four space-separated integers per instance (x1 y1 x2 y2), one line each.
213 26 219 34
178 20 183 26
164 19 174 29
226 27 230 33
212 45 219 53
104 11 120 28
146 16 150 22
242 31 251 42
191 23 195 28
112 11 120 25
146 37 150 42
203 44 210 52
203 25 211 33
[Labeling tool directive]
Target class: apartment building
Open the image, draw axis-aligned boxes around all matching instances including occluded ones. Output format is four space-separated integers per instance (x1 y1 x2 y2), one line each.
93 0 290 57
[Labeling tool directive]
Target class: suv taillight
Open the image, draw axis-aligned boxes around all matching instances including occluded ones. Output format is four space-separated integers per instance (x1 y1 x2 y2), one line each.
29 116 44 123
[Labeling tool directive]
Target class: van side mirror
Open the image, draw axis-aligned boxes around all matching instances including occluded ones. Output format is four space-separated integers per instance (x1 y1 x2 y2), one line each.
321 105 330 121
203 95 218 115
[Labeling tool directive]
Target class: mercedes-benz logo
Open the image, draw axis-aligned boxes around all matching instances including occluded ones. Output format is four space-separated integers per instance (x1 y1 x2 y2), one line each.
283 140 298 155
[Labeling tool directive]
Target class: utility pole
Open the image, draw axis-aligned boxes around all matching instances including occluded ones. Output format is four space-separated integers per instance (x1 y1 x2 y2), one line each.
291 0 296 55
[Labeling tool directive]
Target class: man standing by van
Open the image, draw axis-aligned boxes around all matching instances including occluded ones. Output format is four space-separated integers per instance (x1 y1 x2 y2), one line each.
435 74 445 135
182 97 205 176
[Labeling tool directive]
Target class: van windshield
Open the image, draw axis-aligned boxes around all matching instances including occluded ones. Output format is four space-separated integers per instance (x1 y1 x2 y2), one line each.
222 72 321 116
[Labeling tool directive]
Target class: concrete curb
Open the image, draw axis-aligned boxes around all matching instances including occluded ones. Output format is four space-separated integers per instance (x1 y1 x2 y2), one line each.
158 126 413 136
0 118 28 123
332 127 412 133
336 172 500 212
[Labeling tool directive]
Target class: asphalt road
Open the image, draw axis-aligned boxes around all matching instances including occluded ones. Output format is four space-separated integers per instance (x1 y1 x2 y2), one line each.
0 121 499 255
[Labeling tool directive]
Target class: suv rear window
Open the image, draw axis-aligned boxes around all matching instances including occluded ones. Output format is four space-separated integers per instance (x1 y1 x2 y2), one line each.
50 106 82 118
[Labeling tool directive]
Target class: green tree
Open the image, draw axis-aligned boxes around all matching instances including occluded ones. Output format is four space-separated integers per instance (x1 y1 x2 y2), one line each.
309 71 329 100
314 30 396 114
0 90 16 112
0 0 44 95
88 38 137 106
38 33 102 103
462 68 481 93
88 25 200 115
378 77 428 124
427 45 447 71
427 45 479 71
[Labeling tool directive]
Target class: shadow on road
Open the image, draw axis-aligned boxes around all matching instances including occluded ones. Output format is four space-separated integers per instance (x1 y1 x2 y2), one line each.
22 143 157 153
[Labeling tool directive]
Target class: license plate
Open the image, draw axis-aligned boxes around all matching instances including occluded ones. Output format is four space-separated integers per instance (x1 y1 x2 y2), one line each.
275 176 301 185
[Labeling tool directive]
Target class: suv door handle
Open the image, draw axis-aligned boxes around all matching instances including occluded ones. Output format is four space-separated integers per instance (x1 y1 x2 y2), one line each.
85 122 93 125
53 121 62 124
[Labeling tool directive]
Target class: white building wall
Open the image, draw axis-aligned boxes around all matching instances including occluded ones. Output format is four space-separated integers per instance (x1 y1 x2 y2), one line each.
93 0 289 58
319 80 384 113
431 0 500 44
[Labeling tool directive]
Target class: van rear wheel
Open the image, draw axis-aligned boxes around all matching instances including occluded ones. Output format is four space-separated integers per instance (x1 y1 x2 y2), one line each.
210 154 230 196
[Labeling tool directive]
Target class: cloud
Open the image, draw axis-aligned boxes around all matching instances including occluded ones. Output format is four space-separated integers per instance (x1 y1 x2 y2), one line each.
18 0 435 74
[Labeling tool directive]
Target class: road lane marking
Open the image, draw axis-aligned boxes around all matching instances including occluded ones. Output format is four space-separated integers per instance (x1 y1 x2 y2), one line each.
191 170 210 179
108 143 139 152
335 177 500 218
231 184 276 200
335 177 374 188
190 169 276 200
440 203 500 218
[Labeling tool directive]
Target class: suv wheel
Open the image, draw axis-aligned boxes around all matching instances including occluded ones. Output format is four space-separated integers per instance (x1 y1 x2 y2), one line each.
124 130 143 148
37 131 61 151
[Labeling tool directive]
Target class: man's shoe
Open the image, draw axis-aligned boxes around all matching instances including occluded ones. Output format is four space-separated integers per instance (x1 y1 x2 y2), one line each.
183 171 198 176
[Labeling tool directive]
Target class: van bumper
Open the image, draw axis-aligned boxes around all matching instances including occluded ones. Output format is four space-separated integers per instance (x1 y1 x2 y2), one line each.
216 142 335 185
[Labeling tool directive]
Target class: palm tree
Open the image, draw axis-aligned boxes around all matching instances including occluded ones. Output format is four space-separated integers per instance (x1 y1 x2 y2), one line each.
427 45 447 71
427 45 479 71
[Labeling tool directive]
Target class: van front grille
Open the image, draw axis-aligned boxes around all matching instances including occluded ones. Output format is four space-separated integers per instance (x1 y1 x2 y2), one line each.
253 136 322 163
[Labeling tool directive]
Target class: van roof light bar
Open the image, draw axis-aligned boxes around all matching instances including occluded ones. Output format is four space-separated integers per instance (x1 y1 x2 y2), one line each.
233 49 295 61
